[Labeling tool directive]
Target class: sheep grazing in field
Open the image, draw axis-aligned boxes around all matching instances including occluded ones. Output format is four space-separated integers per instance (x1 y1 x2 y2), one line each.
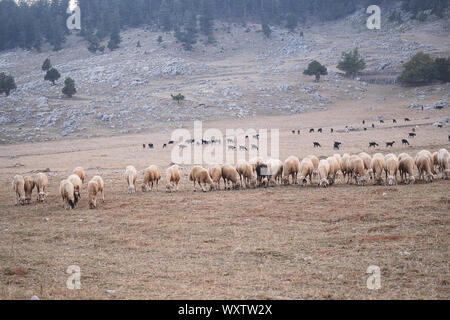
358 152 373 178
313 142 321 148
189 166 215 192
249 157 264 173
307 155 320 180
317 159 330 188
125 165 137 194
349 155 367 186
88 176 105 209
416 150 436 175
24 176 35 204
221 164 241 190
12 175 25 206
60 179 75 210
298 157 314 186
142 165 161 192
266 159 284 186
208 165 223 190
369 142 379 148
386 141 395 148
34 172 48 203
73 167 86 183
166 165 182 192
371 153 386 185
432 151 440 174
236 160 256 188
398 155 416 184
384 154 399 186
326 156 340 185
415 152 434 183
68 174 83 204
255 161 270 187
282 156 300 185
340 153 351 183
437 148 450 179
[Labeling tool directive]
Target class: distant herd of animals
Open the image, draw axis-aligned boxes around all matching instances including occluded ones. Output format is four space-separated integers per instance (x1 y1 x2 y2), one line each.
11 148 450 210
141 117 449 151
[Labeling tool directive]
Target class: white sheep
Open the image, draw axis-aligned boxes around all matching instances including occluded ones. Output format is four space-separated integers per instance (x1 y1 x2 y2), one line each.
189 166 215 192
384 154 399 186
60 179 75 210
125 165 137 194
298 157 314 186
208 165 223 190
221 164 241 190
166 165 182 192
73 167 86 183
266 158 284 186
340 153 352 183
34 172 48 203
12 175 25 206
142 165 161 192
437 148 450 179
349 155 366 186
88 176 105 209
398 155 415 184
415 152 434 183
236 160 256 188
326 156 340 185
307 155 320 180
371 153 385 185
24 176 35 204
68 174 83 205
317 159 330 188
282 156 300 185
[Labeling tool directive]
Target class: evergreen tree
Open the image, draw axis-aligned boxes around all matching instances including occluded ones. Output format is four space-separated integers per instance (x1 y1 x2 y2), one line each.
262 23 272 38
200 0 214 42
286 13 298 31
42 58 52 72
171 93 185 104
157 35 163 44
337 48 366 77
0 72 17 96
434 57 450 83
44 68 61 85
62 77 77 97
398 52 437 85
303 60 328 82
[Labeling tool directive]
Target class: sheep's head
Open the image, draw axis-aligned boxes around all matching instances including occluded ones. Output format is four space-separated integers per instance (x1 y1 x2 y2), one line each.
443 169 450 180
19 196 25 205
367 169 374 180
89 200 96 209
38 192 46 203
249 177 257 188
165 184 172 193
387 176 396 186
128 185 135 194
301 177 307 186
141 184 148 192
408 176 416 184
261 177 269 188
357 175 367 186
282 177 290 185
319 178 329 188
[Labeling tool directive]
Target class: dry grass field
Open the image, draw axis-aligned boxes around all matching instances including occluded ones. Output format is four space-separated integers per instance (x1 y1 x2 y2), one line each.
0 96 449 300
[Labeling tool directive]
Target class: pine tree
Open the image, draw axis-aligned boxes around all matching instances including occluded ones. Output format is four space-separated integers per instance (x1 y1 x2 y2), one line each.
337 48 366 77
398 52 437 85
44 68 61 85
42 58 52 72
171 93 185 104
0 72 17 96
62 77 76 97
434 57 450 83
304 60 328 82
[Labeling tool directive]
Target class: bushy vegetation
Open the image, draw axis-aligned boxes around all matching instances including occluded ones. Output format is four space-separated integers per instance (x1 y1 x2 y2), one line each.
0 72 16 96
2 0 448 53
398 52 450 85
303 60 328 82
337 48 366 77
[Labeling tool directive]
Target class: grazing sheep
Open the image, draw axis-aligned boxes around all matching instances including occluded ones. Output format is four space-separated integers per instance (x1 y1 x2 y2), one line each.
307 155 320 181
386 141 395 147
349 155 367 186
416 150 436 175
255 161 269 187
208 165 223 190
415 153 434 183
24 176 35 204
282 156 300 185
88 176 105 209
189 166 215 192
142 165 161 192
371 153 385 185
73 167 86 183
317 159 330 188
358 152 373 178
221 164 241 190
384 154 399 186
236 160 256 188
68 174 83 204
266 159 284 186
298 157 314 186
432 151 440 174
313 142 321 148
398 155 416 184
437 148 450 179
326 156 340 185
34 172 48 203
340 153 352 183
60 179 75 210
166 165 182 192
125 165 137 194
249 157 264 173
12 175 25 206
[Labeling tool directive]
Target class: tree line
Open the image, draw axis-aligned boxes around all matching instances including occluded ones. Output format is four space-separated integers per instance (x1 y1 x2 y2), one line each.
0 0 448 52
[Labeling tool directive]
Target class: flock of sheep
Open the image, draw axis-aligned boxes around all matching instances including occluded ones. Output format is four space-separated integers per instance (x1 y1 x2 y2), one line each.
11 147 449 210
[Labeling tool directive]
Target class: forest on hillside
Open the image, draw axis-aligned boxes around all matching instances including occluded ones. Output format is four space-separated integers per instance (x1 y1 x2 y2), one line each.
0 0 448 52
